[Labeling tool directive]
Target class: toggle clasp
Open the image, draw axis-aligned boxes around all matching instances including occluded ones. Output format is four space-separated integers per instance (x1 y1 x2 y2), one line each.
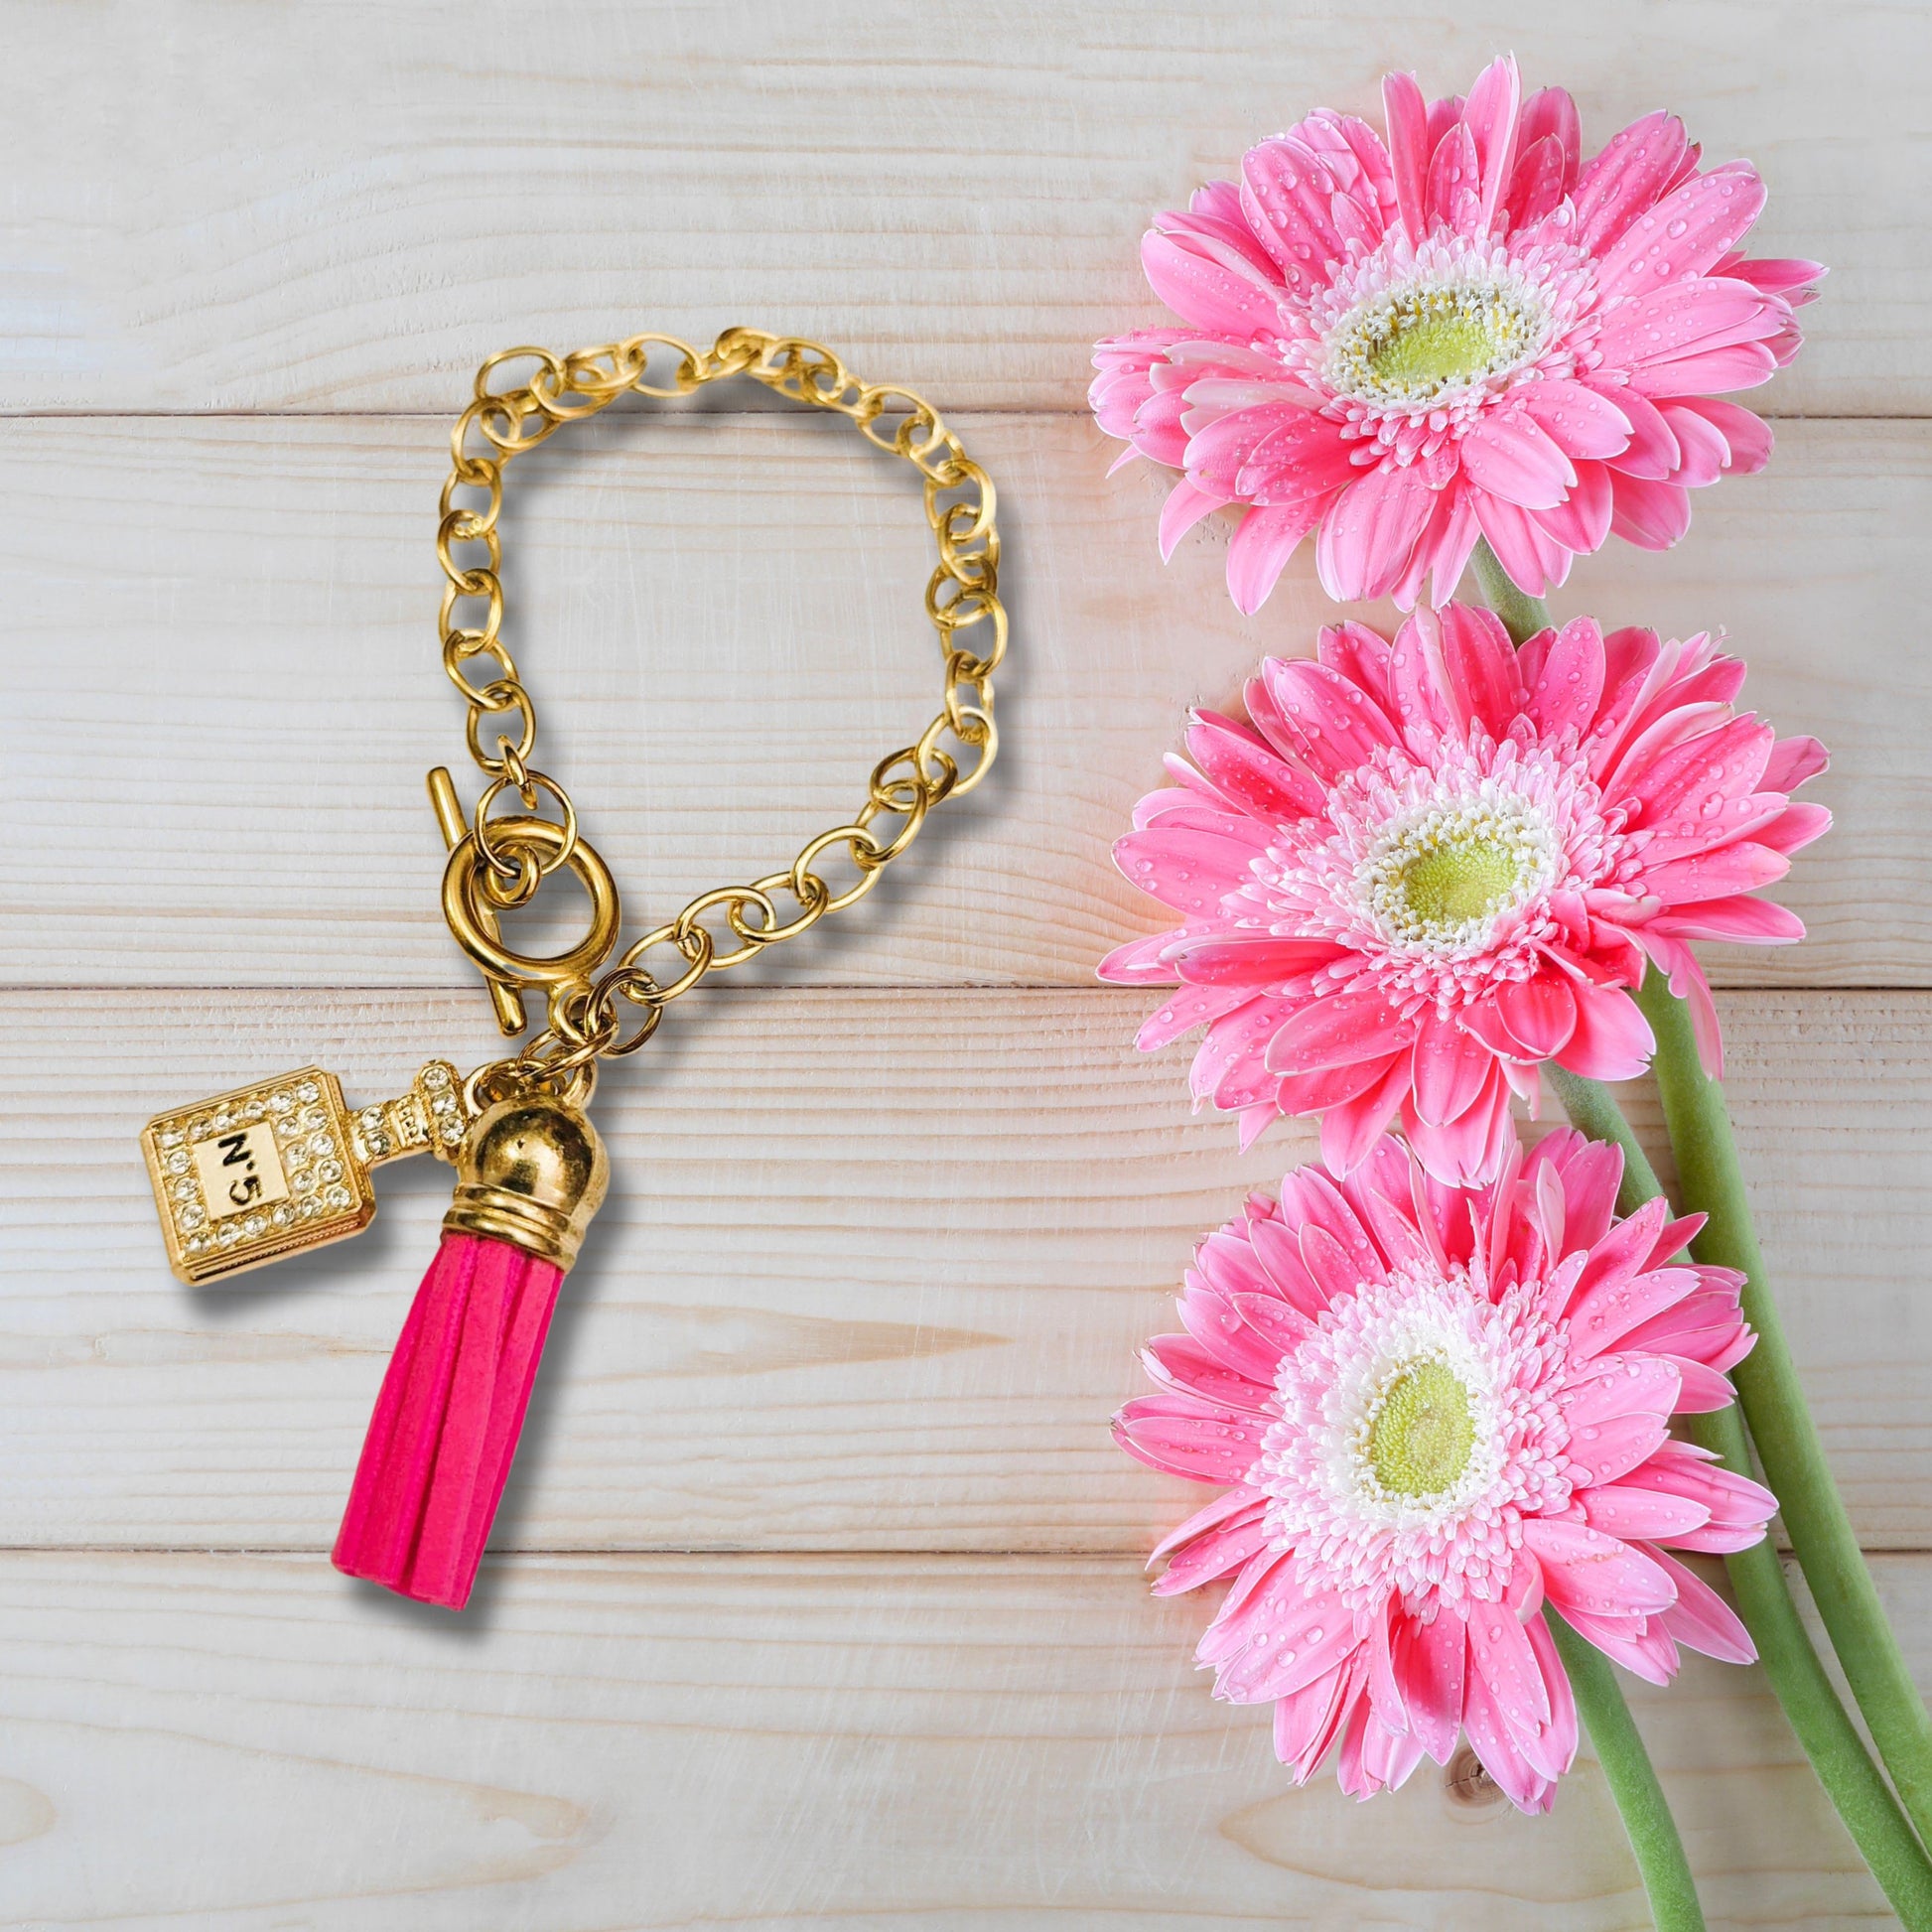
428 766 622 1036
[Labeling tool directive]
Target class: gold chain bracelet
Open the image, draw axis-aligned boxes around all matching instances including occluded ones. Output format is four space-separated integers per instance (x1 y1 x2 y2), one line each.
430 327 1005 1100
142 328 1007 1296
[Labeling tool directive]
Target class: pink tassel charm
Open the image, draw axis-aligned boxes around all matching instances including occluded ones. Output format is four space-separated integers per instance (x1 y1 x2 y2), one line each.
333 1092 608 1611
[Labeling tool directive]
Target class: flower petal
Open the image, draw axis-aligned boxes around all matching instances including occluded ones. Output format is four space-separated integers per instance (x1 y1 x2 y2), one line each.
1460 55 1522 231
1460 1648 1556 1813
1521 378 1632 461
1142 228 1283 337
1149 1482 1267 1568
1114 1394 1265 1483
1158 480 1226 560
1153 1502 1277 1597
1628 339 1778 398
1265 992 1414 1076
1113 826 1259 916
1650 894 1805 944
1225 501 1323 615
1572 111 1691 253
1554 978 1655 1082
1392 1606 1466 1764
1382 69 1433 243
1495 975 1578 1061
1318 1056 1413 1177
1522 615 1607 740
1315 463 1438 603
1172 935 1349 987
1466 1594 1551 1733
1521 1517 1676 1617
1650 1547 1757 1664
1595 162 1767 302
1411 1006 1498 1126
1141 1332 1274 1416
1580 1481 1712 1542
1608 472 1693 550
1460 409 1577 510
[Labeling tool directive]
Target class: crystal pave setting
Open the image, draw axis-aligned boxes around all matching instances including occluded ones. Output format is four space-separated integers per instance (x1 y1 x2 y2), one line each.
140 1061 472 1286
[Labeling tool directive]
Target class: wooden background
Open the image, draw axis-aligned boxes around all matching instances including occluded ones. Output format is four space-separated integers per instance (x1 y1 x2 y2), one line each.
3 2 1927 1924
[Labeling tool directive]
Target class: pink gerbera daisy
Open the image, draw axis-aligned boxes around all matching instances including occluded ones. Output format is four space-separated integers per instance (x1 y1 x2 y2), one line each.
1091 56 1823 612
1115 1129 1775 1811
1100 603 1828 1182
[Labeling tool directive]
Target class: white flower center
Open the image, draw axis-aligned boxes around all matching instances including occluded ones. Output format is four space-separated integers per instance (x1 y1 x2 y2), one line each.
1306 1285 1507 1535
1324 270 1552 412
1253 1264 1574 1607
1359 791 1559 954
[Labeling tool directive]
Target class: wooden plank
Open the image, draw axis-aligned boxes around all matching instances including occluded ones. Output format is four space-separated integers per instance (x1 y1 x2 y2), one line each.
0 1547 1917 1928
6 984 1927 1552
8 414 1925 990
0 1 1914 415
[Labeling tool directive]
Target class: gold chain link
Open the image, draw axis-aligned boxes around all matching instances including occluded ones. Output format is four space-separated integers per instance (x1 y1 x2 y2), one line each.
434 329 1006 1089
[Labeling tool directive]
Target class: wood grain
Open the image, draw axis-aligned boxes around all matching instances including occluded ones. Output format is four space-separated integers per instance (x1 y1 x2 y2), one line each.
5 5 1927 1916
0 0 1913 415
0 1547 1918 1929
9 414 1927 991
8 984 1927 1553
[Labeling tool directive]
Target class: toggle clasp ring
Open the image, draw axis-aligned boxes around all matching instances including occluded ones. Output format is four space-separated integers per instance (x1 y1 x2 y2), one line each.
441 816 622 1022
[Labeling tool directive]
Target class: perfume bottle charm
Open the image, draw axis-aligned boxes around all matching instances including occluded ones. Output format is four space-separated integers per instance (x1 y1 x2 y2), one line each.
139 1060 472 1285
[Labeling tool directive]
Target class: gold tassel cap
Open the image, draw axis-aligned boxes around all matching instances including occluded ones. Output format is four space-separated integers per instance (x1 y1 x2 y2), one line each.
442 1094 608 1271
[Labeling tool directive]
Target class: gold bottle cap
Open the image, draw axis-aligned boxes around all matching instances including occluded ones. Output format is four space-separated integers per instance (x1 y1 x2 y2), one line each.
442 1093 608 1272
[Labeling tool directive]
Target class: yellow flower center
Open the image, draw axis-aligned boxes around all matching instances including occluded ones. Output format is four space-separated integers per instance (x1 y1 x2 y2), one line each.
1398 837 1528 929
1360 796 1555 953
1327 278 1548 410
1365 1357 1476 1499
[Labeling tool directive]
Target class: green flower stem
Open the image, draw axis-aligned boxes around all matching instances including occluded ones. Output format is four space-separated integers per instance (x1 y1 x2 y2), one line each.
1470 541 1932 1920
1547 1610 1707 1932
1548 1062 1932 1925
1469 537 1552 646
1632 970 1932 1849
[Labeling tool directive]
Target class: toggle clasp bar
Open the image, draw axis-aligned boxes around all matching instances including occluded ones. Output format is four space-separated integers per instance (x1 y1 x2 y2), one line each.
427 766 623 1038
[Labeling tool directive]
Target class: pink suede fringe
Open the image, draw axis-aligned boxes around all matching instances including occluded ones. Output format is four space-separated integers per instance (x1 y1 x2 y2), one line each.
333 1230 564 1610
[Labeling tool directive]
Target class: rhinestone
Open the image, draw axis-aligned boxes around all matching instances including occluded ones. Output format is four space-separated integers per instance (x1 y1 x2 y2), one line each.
178 1204 206 1230
358 1107 383 1129
422 1063 451 1089
325 1184 351 1209
157 1129 185 1150
300 1106 327 1131
292 1169 317 1194
243 1214 266 1238
172 1177 196 1202
271 1205 292 1227
186 1235 209 1256
308 1132 335 1159
317 1159 343 1182
269 1090 294 1115
165 1150 190 1175
440 1122 464 1145
295 1080 320 1104
217 1223 240 1246
362 1135 391 1160
211 1111 234 1132
300 1199 322 1218
244 1100 265 1121
188 1116 211 1140
277 1116 303 1142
